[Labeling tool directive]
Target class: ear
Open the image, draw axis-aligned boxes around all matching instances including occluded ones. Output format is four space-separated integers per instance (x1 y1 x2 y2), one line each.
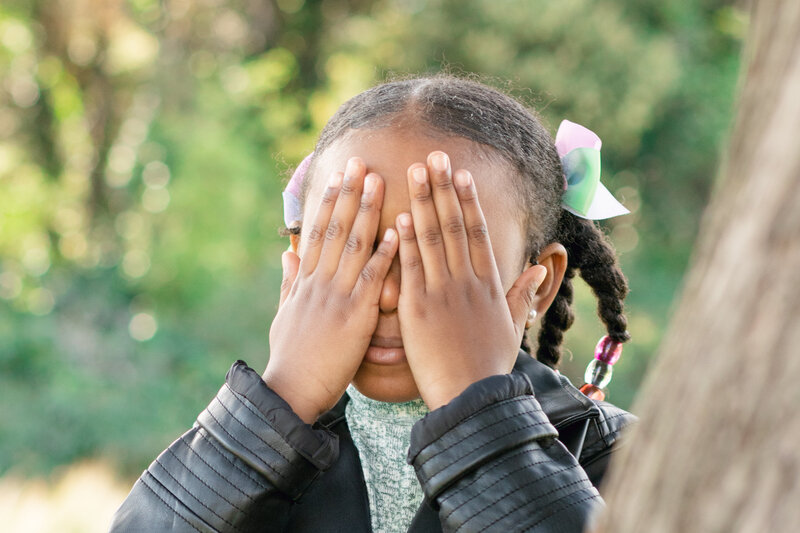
531 242 568 318
289 233 300 254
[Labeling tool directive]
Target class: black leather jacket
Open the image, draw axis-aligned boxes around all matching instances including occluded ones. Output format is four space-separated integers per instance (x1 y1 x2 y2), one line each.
110 350 635 532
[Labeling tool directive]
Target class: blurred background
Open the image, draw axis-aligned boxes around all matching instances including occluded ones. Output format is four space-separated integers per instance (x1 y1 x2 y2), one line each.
0 0 745 530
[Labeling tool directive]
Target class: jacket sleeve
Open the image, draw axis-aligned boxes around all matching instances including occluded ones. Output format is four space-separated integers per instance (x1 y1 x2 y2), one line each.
109 361 339 533
407 372 604 533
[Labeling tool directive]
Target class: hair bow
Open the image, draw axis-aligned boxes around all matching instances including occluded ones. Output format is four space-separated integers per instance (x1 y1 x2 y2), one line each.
282 152 314 228
555 120 629 220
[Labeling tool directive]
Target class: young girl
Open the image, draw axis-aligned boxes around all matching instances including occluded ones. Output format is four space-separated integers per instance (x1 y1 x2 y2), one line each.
110 76 636 533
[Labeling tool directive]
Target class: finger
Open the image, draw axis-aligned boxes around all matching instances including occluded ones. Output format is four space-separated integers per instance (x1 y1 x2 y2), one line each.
453 169 498 279
336 172 385 289
506 265 548 336
354 227 399 299
300 171 342 275
407 164 448 285
317 157 367 277
279 250 301 307
395 212 425 294
427 152 471 277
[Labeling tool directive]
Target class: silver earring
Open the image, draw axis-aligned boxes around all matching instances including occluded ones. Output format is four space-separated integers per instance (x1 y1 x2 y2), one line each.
525 309 537 329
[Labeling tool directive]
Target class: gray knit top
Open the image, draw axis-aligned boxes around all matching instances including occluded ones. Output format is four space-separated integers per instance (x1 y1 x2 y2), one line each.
345 384 430 533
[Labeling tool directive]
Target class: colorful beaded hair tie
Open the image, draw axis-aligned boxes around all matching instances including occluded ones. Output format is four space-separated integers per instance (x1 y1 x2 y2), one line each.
579 336 623 401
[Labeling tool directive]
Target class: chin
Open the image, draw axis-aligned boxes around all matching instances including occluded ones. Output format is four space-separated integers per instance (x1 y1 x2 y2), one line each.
351 362 422 403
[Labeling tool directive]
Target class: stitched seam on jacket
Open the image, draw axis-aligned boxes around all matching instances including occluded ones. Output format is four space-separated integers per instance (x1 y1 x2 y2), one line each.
441 451 556 522
467 479 595 532
195 428 269 490
165 446 248 513
602 411 630 424
213 395 295 466
226 384 278 428
178 435 257 503
153 456 245 533
141 475 205 533
522 492 599 532
454 462 585 529
203 407 291 483
418 417 553 477
438 446 532 507
416 405 545 470
424 396 534 444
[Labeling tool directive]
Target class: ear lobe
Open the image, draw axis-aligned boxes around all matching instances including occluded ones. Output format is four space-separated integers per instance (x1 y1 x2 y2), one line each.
531 243 568 317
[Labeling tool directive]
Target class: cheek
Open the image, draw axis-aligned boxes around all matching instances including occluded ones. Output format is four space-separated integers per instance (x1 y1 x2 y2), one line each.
483 217 528 291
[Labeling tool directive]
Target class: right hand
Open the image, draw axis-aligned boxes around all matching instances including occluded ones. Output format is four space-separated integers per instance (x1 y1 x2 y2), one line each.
263 157 398 424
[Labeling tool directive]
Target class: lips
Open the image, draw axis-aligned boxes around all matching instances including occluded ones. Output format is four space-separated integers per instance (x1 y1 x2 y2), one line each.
369 335 404 349
365 335 406 365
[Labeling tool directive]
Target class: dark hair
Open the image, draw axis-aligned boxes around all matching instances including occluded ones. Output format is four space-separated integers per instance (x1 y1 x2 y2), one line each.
291 75 629 368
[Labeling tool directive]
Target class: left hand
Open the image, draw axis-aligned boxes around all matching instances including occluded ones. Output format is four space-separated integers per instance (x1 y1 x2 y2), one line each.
396 151 548 410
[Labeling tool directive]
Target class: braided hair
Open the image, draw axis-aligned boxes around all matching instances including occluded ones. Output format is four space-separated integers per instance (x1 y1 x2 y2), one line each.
292 75 630 368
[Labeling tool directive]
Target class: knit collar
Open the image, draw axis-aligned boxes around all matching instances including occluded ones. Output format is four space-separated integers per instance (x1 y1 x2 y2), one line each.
345 384 429 423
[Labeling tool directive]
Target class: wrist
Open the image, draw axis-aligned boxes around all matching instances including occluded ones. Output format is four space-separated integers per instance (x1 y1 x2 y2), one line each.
262 369 324 424
421 368 512 411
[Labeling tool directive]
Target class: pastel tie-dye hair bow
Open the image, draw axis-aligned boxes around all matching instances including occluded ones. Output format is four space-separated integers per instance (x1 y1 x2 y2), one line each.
282 152 314 229
555 120 629 220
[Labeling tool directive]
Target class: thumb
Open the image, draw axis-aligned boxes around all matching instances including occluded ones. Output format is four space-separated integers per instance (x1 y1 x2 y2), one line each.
506 265 548 335
279 250 300 308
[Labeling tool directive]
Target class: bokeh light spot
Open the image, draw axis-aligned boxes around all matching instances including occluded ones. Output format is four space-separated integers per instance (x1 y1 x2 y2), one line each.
129 312 157 341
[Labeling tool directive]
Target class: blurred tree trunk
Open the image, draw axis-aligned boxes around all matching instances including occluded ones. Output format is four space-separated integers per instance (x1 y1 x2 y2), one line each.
595 0 800 531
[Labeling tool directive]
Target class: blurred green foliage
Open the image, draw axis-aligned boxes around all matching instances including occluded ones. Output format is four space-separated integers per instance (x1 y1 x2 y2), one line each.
0 0 744 477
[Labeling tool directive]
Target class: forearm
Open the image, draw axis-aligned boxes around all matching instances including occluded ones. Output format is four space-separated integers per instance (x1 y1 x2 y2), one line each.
110 361 339 532
408 372 603 533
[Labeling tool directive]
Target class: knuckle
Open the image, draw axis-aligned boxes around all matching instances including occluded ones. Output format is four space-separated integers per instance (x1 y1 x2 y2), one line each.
403 255 423 271
320 190 336 206
344 234 364 254
459 190 478 204
358 198 374 213
399 229 417 242
307 224 325 244
325 219 343 240
434 176 453 190
413 189 432 202
359 264 378 283
280 276 293 293
443 216 465 236
340 181 358 195
467 223 489 244
420 227 443 246
373 244 392 260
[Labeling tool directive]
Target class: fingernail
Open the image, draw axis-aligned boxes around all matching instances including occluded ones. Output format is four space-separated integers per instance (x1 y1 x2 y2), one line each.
328 172 342 188
398 213 412 228
364 174 377 194
455 170 471 188
281 251 289 271
534 268 548 287
344 158 360 180
431 152 449 172
412 166 427 184
383 228 397 242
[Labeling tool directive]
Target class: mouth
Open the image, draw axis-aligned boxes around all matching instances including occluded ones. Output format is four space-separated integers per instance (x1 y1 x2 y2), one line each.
365 336 406 365
369 335 404 348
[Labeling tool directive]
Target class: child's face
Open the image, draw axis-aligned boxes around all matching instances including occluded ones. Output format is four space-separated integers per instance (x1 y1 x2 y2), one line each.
300 125 530 402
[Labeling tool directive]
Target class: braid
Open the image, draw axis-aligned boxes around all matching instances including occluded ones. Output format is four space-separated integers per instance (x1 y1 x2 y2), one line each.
534 211 630 368
536 265 577 367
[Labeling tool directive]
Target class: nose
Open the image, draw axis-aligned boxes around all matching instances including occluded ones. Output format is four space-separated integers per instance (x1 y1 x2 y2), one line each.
379 256 401 313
